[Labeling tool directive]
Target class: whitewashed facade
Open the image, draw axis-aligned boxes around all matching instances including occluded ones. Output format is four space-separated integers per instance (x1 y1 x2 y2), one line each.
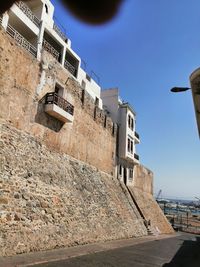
101 88 140 185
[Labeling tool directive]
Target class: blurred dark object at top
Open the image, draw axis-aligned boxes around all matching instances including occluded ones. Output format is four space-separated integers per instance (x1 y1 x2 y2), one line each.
0 0 124 25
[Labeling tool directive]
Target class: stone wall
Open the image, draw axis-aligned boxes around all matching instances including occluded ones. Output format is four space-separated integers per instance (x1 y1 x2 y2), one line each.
0 27 173 257
128 166 174 234
128 187 174 234
0 122 147 256
0 28 116 175
133 165 153 195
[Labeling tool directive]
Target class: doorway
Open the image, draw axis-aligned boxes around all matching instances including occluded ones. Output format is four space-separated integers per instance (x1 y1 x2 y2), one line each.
123 167 127 185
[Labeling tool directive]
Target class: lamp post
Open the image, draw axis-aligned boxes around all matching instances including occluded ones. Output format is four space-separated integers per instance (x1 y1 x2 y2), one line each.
170 84 200 138
170 87 191 93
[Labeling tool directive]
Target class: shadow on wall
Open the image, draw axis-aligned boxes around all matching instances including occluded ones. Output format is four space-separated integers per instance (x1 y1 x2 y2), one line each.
163 236 200 267
35 96 64 132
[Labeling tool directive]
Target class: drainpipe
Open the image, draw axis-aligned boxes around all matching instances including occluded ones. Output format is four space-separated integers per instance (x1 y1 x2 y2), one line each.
37 21 45 61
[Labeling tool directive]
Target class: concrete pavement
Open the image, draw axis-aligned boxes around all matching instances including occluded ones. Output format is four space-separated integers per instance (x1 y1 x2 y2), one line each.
30 233 200 267
0 233 177 267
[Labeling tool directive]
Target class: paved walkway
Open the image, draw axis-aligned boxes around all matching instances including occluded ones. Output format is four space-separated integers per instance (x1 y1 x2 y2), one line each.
30 233 200 267
0 234 176 267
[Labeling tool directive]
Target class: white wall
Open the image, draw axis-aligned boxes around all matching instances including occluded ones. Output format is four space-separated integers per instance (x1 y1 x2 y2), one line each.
78 68 103 109
101 88 119 122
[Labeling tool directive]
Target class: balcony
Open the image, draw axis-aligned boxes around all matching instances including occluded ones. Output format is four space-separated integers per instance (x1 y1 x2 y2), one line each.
64 60 76 76
6 24 37 57
15 1 40 27
53 23 68 43
44 92 74 123
134 153 140 161
42 39 60 61
134 131 140 144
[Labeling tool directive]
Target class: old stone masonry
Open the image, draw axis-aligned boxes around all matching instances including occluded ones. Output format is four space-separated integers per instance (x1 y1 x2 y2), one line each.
0 1 173 257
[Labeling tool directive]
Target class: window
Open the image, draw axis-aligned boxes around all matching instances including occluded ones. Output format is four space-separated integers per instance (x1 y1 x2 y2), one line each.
119 165 122 175
131 141 133 154
81 89 85 105
104 115 107 128
94 106 97 120
112 123 115 136
81 80 86 89
131 118 134 131
45 4 48 14
129 169 133 179
128 115 131 128
55 83 64 97
86 73 91 82
127 138 131 152
95 97 99 107
128 115 134 131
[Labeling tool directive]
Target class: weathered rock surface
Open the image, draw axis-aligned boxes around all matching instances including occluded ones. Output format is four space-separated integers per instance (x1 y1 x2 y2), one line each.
0 122 147 256
128 186 174 234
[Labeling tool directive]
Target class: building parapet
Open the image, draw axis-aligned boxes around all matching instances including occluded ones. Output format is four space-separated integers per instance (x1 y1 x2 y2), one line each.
53 20 68 43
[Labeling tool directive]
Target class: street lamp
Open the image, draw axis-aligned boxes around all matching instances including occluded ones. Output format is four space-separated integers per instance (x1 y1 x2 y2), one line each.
170 87 191 93
170 82 200 138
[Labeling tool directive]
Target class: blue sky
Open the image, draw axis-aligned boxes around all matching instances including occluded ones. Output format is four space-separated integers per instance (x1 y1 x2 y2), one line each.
52 0 200 200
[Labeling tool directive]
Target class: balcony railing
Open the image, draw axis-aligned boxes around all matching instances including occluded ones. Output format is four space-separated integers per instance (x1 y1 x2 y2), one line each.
42 39 60 61
6 24 37 57
45 92 74 116
16 1 40 27
135 131 140 140
134 153 140 161
64 60 76 76
53 23 68 42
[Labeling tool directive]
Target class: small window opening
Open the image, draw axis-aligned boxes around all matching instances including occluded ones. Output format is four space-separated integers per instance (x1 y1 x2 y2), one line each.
112 123 115 136
131 141 133 154
104 115 107 128
94 106 97 120
45 4 48 14
119 165 122 175
95 97 99 107
81 80 86 89
55 83 64 97
81 89 85 105
129 169 133 179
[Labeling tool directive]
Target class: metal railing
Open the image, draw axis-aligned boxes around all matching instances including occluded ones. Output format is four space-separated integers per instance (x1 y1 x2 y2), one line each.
64 60 76 76
135 131 140 139
45 92 74 116
134 153 139 161
53 23 68 42
42 39 60 61
16 1 40 27
0 15 2 25
6 24 37 57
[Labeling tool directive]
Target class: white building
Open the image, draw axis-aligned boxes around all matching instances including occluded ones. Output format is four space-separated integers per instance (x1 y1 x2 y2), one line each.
101 88 140 185
0 0 102 109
